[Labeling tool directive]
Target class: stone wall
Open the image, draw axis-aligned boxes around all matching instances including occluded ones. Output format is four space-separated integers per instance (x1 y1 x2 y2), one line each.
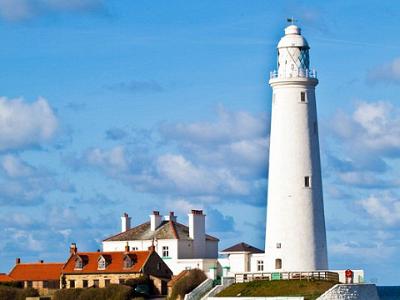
317 284 380 300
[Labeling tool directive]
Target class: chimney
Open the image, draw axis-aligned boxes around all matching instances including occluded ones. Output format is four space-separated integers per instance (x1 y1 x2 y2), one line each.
148 244 156 252
121 213 131 232
164 211 177 223
125 242 130 253
150 211 162 231
16 258 21 264
188 210 206 258
39 260 44 263
70 243 78 255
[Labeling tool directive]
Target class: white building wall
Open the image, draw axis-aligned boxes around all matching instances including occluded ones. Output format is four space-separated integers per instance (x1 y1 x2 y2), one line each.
265 25 328 272
250 253 266 272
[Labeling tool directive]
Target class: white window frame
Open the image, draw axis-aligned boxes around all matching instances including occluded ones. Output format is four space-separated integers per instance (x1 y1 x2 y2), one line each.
257 260 264 272
162 246 169 258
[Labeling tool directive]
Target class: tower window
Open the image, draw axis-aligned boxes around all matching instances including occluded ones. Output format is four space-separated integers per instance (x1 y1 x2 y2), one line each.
276 243 281 249
300 91 306 102
275 258 282 269
305 176 311 188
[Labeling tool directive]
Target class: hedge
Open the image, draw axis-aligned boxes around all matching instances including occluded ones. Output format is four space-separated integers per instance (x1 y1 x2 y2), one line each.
0 285 39 300
54 284 133 300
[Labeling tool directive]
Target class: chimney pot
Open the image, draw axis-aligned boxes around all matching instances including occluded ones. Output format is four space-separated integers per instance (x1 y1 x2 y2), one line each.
39 260 44 263
16 258 21 264
150 211 162 231
70 243 78 255
121 213 132 232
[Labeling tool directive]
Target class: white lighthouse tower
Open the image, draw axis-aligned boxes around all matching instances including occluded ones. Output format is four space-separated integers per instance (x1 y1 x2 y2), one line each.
265 24 328 272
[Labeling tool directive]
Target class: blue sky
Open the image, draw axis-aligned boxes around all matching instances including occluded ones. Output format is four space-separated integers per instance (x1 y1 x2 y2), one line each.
0 0 399 285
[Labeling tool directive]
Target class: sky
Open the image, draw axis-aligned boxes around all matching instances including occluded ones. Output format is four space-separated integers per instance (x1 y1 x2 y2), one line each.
0 0 399 286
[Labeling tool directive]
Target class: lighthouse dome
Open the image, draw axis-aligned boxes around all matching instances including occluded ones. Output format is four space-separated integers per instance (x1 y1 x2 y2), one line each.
277 25 309 49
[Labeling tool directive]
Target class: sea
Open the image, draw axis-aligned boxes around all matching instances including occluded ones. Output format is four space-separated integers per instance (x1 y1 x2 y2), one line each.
377 286 400 300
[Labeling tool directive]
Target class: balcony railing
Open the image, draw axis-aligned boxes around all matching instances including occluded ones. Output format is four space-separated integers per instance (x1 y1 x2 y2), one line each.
270 69 317 79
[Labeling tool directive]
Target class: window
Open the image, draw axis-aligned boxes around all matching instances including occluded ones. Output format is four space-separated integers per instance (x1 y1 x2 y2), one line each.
132 247 138 251
276 242 281 249
257 260 264 272
93 280 99 288
26 281 33 288
43 281 48 288
70 280 75 288
98 257 106 270
105 279 111 287
82 280 88 288
300 91 306 102
75 258 83 269
162 246 169 258
275 258 282 269
123 256 133 269
119 279 125 284
305 176 311 188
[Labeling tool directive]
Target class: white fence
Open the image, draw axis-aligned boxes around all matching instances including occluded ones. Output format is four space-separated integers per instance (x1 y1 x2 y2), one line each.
184 279 214 300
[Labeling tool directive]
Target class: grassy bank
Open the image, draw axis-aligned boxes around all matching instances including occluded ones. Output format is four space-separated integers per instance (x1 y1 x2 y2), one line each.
216 280 336 300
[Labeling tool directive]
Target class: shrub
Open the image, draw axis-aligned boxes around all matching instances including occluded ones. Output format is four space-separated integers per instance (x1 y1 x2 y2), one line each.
169 269 207 300
54 285 133 300
124 276 151 288
53 288 83 300
0 285 39 300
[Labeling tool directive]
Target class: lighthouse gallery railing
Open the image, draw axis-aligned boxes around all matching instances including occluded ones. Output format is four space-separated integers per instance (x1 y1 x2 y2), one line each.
270 69 317 79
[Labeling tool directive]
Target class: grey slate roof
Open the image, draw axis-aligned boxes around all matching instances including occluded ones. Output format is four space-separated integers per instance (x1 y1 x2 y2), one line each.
221 242 263 253
103 220 219 242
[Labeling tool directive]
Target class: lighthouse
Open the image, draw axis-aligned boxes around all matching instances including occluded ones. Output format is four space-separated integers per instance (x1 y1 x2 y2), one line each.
265 24 328 271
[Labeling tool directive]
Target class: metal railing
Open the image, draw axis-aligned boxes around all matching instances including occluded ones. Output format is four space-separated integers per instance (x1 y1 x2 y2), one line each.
235 271 339 283
270 69 317 79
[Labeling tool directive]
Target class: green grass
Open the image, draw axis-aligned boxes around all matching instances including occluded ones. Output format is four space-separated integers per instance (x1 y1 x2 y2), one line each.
216 280 336 300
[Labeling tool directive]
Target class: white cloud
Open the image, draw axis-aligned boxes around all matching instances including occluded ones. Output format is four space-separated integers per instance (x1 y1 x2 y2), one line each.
1 155 34 178
160 106 267 144
0 0 103 21
0 97 58 151
367 57 400 85
358 194 400 226
85 146 128 173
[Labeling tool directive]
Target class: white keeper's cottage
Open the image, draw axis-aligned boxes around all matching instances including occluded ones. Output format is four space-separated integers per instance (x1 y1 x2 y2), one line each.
102 210 219 278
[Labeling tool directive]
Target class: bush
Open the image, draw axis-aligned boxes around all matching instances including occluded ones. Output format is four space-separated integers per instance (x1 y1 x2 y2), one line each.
124 276 151 288
53 288 83 300
54 285 133 300
169 269 207 300
0 285 39 300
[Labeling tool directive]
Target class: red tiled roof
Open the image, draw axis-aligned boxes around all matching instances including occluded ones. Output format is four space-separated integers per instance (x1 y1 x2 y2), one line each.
0 273 13 282
9 263 63 281
62 250 151 274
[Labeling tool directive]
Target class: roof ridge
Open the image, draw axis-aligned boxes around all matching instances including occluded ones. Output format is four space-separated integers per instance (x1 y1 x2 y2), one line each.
103 221 151 241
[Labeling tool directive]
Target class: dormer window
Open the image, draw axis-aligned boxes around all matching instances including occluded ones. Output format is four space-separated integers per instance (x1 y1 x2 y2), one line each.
98 257 106 270
123 254 137 269
74 257 83 270
97 255 111 270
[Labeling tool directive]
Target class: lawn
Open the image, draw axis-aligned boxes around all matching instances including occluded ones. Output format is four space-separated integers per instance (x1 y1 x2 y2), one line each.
216 280 337 300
